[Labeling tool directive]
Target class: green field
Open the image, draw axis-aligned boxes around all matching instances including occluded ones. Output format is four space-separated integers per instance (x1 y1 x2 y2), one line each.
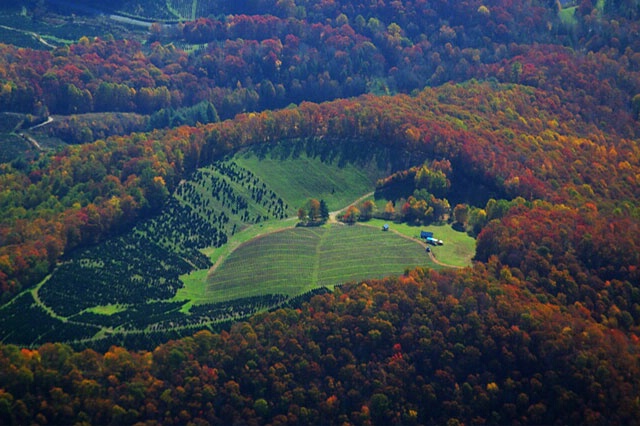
199 224 431 304
178 145 476 308
559 6 577 27
177 142 393 308
363 219 476 268
559 0 604 28
84 304 129 315
176 217 297 307
0 135 476 345
234 143 385 214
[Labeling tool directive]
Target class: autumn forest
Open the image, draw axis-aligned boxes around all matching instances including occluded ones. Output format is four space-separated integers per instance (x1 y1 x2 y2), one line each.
1 0 640 424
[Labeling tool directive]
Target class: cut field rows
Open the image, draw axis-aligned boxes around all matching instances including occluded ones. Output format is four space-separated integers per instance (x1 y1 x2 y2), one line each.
203 224 431 304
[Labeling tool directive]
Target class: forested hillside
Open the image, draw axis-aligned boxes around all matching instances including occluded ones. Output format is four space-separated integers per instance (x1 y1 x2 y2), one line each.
3 0 640 132
1 267 639 425
1 0 640 424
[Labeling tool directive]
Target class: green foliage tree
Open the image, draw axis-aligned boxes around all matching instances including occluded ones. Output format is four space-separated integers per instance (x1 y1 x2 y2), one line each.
415 165 450 198
468 207 488 235
632 93 640 119
320 199 329 221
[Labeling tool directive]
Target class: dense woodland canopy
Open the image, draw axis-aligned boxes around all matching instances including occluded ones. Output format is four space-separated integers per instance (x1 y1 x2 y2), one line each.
1 0 640 424
1 267 639 425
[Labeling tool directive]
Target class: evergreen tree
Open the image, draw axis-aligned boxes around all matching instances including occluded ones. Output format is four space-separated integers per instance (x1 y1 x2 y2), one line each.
320 199 329 221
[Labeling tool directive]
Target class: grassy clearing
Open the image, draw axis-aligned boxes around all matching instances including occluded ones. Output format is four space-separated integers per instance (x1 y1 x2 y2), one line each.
177 146 475 309
198 224 430 305
559 0 604 28
177 144 390 308
316 225 432 286
234 146 384 215
3 128 478 342
559 6 577 27
363 219 476 267
176 217 297 308
84 304 129 315
204 227 321 301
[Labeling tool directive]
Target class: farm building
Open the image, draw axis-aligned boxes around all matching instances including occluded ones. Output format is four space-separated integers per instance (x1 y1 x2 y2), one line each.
420 230 443 245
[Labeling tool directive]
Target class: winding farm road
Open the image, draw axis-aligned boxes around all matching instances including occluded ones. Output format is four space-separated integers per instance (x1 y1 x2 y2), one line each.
327 191 375 224
0 24 56 49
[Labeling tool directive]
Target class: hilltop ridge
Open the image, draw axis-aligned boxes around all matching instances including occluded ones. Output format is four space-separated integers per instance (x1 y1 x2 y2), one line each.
0 0 639 424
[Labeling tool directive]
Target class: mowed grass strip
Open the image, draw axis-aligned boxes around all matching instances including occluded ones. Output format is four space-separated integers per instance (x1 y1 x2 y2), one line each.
202 224 429 304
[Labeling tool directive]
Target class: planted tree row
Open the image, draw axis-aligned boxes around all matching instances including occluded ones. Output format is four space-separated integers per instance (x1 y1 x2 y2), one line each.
0 293 100 346
39 231 194 317
185 294 288 323
142 197 228 254
208 161 288 218
1 153 299 343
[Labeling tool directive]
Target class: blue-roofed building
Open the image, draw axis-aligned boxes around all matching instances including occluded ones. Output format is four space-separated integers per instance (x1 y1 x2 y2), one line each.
421 230 443 245
420 230 433 239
